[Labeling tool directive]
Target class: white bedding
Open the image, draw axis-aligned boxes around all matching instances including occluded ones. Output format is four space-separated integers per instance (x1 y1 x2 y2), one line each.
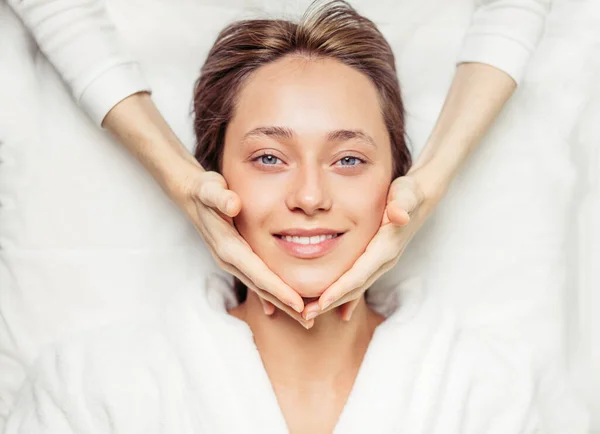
0 0 599 431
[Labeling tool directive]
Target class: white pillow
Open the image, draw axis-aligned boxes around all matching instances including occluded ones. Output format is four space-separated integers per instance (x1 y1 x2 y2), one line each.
0 0 597 429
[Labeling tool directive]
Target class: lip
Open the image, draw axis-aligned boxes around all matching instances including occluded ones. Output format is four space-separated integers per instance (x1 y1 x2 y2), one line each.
275 228 341 237
273 231 345 259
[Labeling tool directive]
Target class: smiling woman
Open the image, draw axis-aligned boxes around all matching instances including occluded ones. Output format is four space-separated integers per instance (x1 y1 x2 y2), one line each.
223 56 397 302
5 1 587 434
189 5 412 428
193 1 412 305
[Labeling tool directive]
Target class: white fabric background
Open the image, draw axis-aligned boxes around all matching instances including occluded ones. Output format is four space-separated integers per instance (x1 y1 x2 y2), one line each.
0 0 598 431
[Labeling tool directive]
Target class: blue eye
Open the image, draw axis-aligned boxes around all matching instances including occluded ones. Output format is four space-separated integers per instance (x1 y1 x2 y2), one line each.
258 154 281 165
338 156 362 166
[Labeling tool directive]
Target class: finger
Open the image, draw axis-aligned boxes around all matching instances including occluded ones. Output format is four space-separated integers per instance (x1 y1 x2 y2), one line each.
197 176 241 217
259 298 276 316
310 291 360 320
336 259 395 312
304 293 356 320
197 205 305 315
319 288 360 315
218 246 310 328
320 260 394 315
225 244 304 313
190 179 305 322
340 298 361 321
318 250 399 317
204 213 305 313
225 267 311 328
318 229 396 310
223 194 242 217
231 270 309 327
387 176 422 208
385 201 411 226
302 300 321 321
253 287 313 329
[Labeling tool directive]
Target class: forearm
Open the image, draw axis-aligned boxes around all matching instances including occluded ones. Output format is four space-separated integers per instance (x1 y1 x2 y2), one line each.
8 0 152 126
408 62 516 200
102 92 203 194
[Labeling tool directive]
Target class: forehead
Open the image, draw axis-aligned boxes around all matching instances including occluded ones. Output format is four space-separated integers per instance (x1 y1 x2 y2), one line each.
228 55 388 144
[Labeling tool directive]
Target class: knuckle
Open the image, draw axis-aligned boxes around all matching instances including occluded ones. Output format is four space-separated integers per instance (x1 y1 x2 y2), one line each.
215 240 235 263
251 277 267 292
202 170 223 182
354 272 369 288
198 182 216 204
220 263 237 276
384 247 398 263
204 172 227 191
197 182 209 200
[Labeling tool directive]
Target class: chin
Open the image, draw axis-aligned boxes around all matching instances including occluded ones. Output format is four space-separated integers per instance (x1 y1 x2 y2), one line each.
277 267 341 299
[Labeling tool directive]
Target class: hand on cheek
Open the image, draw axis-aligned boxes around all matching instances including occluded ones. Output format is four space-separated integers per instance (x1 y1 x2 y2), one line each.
302 173 442 322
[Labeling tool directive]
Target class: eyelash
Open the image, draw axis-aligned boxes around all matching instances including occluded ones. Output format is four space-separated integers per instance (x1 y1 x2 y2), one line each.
335 156 366 167
254 154 282 166
252 154 367 168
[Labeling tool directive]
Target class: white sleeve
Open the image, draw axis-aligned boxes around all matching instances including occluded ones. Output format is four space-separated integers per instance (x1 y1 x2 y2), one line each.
457 0 552 84
7 0 152 126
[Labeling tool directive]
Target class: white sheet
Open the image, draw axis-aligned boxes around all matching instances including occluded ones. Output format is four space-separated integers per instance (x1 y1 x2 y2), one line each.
0 0 598 430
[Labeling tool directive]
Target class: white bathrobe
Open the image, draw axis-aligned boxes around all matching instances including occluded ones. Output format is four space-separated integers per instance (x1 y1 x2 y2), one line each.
3 274 589 434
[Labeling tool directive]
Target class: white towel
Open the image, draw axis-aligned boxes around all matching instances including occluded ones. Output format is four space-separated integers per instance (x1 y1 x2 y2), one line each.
3 274 589 433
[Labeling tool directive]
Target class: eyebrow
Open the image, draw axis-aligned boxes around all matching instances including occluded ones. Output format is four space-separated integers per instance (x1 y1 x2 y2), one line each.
241 126 377 149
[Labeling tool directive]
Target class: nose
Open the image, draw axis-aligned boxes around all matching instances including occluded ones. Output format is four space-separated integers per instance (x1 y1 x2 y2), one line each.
285 164 332 215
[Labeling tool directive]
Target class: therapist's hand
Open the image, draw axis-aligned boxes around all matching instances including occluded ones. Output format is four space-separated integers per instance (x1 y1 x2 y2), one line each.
101 93 310 326
302 171 446 322
170 167 314 328
303 63 517 322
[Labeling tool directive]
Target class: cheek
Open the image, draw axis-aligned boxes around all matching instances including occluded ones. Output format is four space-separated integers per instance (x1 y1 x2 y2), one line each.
341 175 389 235
281 178 389 298
228 174 282 244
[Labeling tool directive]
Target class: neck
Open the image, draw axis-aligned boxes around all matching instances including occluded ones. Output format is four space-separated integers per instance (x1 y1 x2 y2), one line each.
230 291 384 388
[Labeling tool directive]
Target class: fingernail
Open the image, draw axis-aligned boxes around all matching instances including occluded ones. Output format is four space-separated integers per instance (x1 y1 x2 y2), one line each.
305 311 317 321
224 199 233 215
321 298 333 310
301 322 310 330
289 302 303 313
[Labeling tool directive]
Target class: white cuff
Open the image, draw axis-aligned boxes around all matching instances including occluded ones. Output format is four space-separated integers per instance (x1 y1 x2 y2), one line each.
78 62 152 127
456 32 533 85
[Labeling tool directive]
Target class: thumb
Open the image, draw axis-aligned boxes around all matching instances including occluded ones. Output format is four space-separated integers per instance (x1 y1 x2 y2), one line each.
385 201 411 226
198 177 241 217
383 176 422 225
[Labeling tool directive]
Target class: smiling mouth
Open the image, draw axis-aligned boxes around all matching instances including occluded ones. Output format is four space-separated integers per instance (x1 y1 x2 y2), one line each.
273 233 343 244
273 232 345 259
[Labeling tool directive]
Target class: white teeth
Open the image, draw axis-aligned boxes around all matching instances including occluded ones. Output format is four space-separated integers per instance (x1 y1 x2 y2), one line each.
282 234 337 244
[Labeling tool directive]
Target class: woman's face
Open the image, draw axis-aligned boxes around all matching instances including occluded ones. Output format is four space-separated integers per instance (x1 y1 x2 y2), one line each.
222 55 393 298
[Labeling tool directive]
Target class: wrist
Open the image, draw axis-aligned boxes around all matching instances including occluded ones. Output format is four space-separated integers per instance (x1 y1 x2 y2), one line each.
103 92 204 194
405 162 451 205
157 154 204 202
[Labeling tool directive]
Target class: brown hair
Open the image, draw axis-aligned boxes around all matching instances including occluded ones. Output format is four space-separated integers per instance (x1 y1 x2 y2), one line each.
192 0 412 302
